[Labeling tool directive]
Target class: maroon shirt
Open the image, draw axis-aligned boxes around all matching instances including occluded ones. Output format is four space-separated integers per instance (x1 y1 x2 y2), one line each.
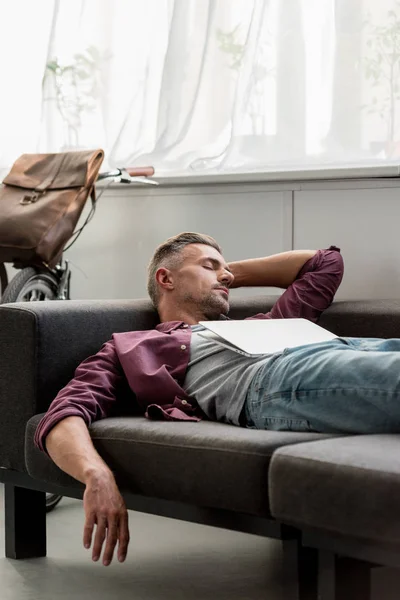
35 247 343 452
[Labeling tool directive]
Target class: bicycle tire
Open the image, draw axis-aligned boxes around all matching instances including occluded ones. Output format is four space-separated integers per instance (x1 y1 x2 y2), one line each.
46 493 63 513
1 267 58 303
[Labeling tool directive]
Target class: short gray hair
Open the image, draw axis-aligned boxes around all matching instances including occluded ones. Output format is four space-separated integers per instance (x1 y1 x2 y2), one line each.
147 232 222 308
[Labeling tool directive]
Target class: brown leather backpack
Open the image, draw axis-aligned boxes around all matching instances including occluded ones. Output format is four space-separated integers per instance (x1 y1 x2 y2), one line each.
0 149 104 271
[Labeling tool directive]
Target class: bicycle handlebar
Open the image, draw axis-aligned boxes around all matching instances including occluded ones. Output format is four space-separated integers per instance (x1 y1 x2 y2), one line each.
125 166 155 177
96 166 158 186
97 166 155 181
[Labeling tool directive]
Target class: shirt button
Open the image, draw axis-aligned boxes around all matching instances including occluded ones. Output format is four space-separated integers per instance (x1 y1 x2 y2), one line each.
181 400 188 405
181 344 187 350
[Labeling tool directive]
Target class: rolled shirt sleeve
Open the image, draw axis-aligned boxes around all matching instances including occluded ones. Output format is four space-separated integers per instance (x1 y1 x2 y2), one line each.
250 246 344 323
34 339 123 453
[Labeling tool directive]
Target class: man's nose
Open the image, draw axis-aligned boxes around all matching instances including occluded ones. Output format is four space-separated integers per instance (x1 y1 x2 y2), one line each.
219 270 234 286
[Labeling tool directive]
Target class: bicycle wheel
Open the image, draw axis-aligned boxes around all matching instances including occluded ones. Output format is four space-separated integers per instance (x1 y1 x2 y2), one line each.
46 493 63 513
1 267 58 303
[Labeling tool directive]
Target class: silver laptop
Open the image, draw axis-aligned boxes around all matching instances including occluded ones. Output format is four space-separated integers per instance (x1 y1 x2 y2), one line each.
198 318 337 357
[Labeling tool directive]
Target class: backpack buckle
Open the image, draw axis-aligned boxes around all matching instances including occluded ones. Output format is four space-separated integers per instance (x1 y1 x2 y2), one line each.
20 192 41 205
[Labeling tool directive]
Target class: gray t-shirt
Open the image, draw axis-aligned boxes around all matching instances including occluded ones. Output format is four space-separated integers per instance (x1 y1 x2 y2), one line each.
182 324 272 425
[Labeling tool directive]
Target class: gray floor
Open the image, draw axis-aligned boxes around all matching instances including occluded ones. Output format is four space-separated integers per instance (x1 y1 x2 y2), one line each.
0 484 286 600
2 484 400 600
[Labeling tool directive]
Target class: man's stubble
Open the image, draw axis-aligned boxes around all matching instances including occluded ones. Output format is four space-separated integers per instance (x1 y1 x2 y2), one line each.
180 290 229 320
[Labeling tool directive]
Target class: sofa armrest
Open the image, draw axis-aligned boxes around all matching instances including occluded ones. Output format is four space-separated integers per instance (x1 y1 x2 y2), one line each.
0 299 158 472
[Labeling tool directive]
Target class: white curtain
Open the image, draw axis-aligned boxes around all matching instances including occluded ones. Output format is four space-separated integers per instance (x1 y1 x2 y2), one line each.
1 0 400 175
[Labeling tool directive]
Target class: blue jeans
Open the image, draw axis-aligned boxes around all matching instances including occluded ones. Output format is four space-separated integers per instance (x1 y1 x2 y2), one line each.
244 337 400 434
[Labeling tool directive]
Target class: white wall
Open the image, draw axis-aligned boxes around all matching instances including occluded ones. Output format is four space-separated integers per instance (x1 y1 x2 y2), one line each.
66 184 293 300
294 185 400 300
18 176 400 302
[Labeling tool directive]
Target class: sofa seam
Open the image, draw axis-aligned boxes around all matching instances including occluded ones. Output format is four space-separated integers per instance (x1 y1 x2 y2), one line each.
90 435 279 457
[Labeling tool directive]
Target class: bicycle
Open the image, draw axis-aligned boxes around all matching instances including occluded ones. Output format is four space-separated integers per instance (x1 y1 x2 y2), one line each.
0 165 157 304
0 163 157 511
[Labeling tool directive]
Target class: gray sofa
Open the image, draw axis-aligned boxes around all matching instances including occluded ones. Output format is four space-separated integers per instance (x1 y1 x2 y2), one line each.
1 297 400 600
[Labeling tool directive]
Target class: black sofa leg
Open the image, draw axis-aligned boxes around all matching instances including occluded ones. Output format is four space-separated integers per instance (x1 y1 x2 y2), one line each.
282 539 319 600
318 550 372 600
4 484 47 559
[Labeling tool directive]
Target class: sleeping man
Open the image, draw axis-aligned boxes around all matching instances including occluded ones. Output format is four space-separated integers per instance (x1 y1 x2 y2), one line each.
35 232 400 566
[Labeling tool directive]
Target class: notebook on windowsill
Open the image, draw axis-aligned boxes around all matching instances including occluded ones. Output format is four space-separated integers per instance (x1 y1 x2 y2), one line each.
198 318 337 358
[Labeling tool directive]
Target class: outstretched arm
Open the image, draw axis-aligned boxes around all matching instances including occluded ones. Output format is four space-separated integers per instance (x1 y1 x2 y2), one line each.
35 340 130 567
46 417 129 567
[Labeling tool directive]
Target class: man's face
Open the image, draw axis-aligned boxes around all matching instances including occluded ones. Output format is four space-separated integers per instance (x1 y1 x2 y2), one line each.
170 244 234 319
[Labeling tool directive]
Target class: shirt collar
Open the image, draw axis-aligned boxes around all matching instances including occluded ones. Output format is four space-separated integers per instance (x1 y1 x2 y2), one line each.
156 313 230 333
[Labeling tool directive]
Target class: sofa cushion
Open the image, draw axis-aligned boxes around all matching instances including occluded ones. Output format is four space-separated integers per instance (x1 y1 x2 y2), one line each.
26 414 338 517
269 435 400 545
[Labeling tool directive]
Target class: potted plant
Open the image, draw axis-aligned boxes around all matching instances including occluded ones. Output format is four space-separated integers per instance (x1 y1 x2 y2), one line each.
43 45 109 149
216 24 275 161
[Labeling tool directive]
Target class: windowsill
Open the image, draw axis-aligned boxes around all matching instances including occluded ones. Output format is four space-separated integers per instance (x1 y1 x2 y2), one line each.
0 159 400 189
2 161 398 191
152 163 400 186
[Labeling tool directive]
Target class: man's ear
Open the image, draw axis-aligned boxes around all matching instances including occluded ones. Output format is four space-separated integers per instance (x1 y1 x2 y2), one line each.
155 267 175 292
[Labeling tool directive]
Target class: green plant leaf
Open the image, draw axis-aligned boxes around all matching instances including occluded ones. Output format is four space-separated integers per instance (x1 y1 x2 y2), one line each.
46 60 60 72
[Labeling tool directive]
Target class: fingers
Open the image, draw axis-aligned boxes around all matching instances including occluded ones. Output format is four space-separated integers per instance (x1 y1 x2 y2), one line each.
117 511 130 563
92 517 107 562
102 516 119 566
83 482 129 566
83 512 95 550
84 510 130 566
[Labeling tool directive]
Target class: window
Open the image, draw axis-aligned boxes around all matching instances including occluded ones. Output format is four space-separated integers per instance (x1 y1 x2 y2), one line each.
2 0 400 176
